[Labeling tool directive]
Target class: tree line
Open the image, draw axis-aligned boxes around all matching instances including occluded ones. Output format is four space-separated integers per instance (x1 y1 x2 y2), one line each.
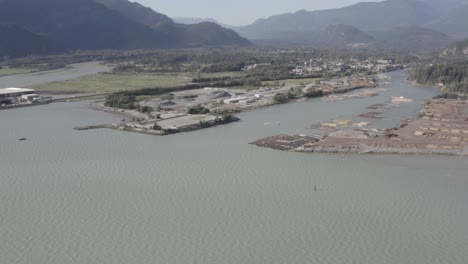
411 60 468 94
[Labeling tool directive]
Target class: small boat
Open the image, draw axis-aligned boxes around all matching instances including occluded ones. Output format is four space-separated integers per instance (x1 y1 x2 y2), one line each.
18 138 27 141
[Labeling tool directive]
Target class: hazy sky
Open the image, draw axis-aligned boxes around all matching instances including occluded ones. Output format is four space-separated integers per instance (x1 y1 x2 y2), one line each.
134 0 381 26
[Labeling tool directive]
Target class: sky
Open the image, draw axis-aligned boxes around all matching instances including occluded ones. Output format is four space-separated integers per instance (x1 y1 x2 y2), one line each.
134 0 381 26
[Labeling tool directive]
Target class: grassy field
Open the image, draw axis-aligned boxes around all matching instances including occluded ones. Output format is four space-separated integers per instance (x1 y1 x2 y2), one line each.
262 78 321 87
198 71 244 78
54 94 108 102
31 73 192 93
0 67 37 77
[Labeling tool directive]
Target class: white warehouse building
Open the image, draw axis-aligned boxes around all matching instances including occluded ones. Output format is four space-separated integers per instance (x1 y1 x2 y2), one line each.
0 88 36 104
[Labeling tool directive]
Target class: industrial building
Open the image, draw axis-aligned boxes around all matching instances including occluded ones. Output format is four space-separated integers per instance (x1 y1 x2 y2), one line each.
0 88 37 105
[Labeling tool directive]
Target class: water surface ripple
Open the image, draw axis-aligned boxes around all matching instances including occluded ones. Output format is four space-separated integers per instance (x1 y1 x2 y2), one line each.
1 71 468 263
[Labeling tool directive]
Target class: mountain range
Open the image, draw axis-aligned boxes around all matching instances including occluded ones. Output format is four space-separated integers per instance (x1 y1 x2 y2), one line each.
235 0 468 48
2 0 468 58
0 24 52 58
0 0 251 58
172 18 233 29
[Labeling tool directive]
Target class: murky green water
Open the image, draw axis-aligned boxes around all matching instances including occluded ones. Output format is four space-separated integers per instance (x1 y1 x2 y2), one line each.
1 71 467 264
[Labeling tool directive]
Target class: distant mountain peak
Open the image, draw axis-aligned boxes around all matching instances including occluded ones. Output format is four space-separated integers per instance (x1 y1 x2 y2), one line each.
233 0 464 49
172 17 236 30
0 0 251 57
95 0 173 27
238 0 438 41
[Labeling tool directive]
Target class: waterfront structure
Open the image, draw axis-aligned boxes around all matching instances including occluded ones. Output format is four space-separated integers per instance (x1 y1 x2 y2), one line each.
0 88 35 104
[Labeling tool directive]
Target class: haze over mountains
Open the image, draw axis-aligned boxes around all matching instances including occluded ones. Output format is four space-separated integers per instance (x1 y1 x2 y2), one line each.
0 0 251 58
172 18 233 29
1 0 468 59
235 0 468 48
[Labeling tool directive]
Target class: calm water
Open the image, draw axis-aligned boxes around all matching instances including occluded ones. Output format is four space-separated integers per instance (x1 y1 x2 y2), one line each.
1 71 468 264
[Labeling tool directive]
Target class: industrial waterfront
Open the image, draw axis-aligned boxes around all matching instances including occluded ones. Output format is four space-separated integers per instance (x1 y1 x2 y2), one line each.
2 70 468 264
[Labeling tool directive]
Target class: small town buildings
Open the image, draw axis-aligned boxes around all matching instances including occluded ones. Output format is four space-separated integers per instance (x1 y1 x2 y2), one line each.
377 59 394 65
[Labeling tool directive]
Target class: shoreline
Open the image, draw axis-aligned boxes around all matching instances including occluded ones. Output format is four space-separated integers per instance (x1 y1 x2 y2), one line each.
89 101 149 122
81 77 377 136
0 101 51 111
73 116 240 136
80 101 240 136
251 99 468 156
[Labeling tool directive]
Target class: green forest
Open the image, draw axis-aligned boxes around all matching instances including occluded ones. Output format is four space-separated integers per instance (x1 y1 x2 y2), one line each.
412 60 468 94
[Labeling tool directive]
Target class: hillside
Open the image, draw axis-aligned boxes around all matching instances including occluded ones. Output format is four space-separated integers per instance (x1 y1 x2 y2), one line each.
0 25 53 58
443 39 468 55
0 0 175 50
249 24 449 50
427 4 468 37
179 22 251 47
419 0 468 15
95 0 251 47
173 17 219 25
237 0 437 41
234 0 468 49
173 17 233 29
95 0 173 29
316 24 374 47
244 24 374 48
0 0 251 58
372 26 449 49
412 60 468 94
